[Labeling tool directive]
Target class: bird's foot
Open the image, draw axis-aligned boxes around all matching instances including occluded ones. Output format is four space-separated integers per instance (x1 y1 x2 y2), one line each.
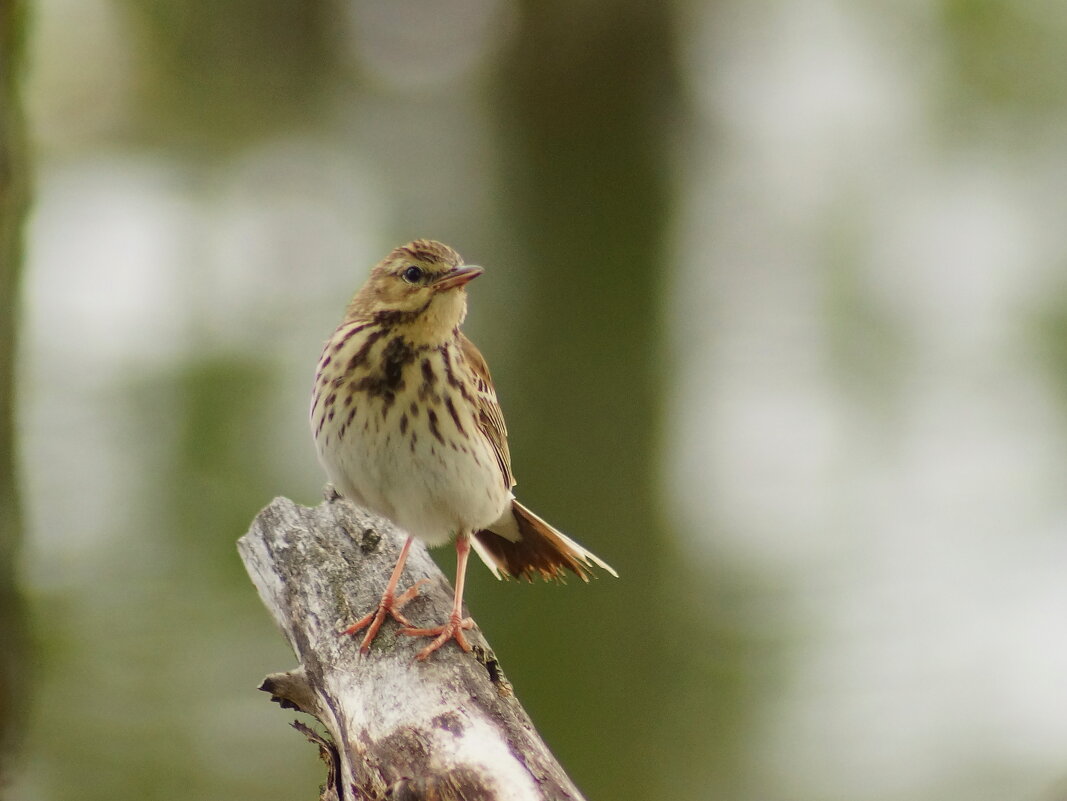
340 579 428 654
400 612 475 661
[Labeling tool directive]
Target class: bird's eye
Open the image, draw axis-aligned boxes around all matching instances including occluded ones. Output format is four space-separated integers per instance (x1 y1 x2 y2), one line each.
402 265 424 284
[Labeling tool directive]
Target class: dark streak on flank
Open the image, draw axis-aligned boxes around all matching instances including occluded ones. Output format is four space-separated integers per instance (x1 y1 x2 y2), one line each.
439 343 474 404
427 409 444 444
399 413 408 435
444 395 466 436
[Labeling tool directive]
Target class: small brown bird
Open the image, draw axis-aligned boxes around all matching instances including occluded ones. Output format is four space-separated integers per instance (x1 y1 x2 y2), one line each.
311 239 616 660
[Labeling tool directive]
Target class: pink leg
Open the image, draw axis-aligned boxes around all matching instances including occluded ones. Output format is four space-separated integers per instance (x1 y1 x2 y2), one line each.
401 534 475 660
340 536 427 654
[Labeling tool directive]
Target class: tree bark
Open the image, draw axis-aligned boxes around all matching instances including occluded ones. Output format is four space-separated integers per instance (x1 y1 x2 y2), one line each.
238 494 587 801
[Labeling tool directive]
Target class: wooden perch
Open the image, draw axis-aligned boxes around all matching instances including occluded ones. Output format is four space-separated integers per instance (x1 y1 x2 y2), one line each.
238 493 588 801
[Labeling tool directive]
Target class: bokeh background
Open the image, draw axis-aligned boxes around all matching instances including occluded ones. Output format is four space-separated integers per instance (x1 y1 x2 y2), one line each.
2 0 1067 799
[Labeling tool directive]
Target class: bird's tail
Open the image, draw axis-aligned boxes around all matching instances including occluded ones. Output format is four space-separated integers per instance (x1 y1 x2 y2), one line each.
471 499 618 582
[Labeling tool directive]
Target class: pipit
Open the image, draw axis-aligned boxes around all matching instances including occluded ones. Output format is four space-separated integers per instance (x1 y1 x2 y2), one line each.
311 239 616 660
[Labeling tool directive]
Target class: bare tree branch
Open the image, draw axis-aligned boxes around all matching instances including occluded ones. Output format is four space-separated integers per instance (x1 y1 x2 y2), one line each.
238 494 587 801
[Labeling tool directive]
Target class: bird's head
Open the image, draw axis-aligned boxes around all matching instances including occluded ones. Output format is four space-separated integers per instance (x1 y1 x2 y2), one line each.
346 239 483 341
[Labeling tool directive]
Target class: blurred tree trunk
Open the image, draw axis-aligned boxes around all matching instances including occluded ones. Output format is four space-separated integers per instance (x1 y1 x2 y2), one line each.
0 0 30 777
493 4 677 799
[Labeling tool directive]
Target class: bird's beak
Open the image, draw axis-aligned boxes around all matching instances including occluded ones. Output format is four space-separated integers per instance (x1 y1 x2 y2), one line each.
433 265 484 291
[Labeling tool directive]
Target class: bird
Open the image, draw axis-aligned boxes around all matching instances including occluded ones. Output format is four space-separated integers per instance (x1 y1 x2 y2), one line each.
310 239 616 660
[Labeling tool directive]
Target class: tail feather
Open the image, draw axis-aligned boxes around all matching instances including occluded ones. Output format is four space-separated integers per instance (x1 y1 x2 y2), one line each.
471 500 618 582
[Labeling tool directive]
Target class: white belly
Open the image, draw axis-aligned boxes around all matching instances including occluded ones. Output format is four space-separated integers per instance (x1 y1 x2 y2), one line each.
315 394 511 547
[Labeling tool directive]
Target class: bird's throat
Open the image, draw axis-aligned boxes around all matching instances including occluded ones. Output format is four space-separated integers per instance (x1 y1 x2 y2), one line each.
397 290 469 347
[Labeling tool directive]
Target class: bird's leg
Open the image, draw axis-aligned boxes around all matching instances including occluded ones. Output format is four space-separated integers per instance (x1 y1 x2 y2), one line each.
401 533 475 660
341 535 428 653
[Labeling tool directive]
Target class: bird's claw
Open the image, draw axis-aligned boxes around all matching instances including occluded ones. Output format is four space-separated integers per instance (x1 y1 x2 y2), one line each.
400 614 475 660
340 578 430 653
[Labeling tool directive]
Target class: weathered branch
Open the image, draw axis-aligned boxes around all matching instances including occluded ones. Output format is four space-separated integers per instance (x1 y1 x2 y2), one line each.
238 493 587 801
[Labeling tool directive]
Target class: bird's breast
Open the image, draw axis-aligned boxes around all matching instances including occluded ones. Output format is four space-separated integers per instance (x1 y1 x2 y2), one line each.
311 323 509 545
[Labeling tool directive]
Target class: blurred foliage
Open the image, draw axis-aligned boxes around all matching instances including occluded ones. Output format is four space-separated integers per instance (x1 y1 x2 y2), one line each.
1029 275 1067 418
940 0 1067 117
121 0 340 148
822 213 908 411
22 360 320 799
0 0 30 782
162 358 281 577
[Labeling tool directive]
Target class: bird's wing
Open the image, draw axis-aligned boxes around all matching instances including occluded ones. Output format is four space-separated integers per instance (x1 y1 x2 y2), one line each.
458 333 514 489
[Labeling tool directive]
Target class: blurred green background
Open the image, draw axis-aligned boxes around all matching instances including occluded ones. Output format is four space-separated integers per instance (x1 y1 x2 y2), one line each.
3 0 1067 799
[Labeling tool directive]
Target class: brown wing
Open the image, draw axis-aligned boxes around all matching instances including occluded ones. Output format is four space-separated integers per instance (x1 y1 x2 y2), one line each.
458 333 514 490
